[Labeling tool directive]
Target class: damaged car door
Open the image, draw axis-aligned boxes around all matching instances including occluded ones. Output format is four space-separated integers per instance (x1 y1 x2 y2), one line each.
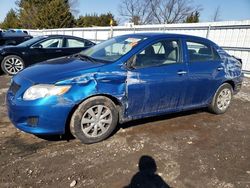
183 39 224 108
126 39 188 118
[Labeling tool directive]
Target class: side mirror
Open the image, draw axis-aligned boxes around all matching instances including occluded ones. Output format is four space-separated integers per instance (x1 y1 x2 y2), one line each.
32 44 43 49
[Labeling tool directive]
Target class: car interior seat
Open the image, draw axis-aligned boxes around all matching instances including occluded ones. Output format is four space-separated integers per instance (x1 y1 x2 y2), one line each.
198 47 211 55
141 45 156 66
163 41 178 64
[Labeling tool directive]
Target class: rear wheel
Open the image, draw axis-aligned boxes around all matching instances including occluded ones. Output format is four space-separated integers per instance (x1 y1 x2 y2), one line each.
1 55 25 75
70 96 118 144
208 83 233 114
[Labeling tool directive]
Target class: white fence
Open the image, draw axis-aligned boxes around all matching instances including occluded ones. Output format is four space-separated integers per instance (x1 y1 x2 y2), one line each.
27 20 250 73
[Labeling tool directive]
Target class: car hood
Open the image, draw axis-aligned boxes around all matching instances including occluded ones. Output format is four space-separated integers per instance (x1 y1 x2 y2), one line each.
15 56 105 84
0 45 13 48
0 45 14 50
0 45 25 51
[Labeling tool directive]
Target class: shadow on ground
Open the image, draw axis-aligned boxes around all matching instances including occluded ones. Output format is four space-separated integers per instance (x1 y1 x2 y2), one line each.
124 155 170 188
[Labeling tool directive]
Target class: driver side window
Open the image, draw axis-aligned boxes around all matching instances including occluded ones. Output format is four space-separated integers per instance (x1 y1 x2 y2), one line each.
35 38 63 48
133 39 181 68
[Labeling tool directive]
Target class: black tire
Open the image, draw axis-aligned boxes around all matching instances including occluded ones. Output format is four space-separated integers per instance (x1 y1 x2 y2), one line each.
1 55 25 75
70 96 118 144
0 68 3 75
208 83 233 114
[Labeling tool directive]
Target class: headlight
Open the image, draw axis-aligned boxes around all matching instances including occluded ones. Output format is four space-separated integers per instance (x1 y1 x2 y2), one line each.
23 84 71 100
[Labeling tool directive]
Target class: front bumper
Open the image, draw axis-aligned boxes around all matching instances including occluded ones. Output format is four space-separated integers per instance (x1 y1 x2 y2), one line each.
7 96 75 135
6 76 76 135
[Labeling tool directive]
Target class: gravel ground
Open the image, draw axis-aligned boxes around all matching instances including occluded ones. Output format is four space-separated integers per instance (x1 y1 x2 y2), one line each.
0 74 250 188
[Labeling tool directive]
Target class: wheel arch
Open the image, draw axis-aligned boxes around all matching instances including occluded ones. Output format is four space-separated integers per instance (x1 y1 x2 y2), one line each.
1 53 25 66
64 93 124 135
208 81 233 114
223 80 235 91
2 53 24 59
208 80 234 106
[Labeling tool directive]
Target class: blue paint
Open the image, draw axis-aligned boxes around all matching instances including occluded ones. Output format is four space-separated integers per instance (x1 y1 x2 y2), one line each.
6 33 243 135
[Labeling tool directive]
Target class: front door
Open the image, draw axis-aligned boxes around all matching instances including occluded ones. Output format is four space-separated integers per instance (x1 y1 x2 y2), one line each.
30 37 64 63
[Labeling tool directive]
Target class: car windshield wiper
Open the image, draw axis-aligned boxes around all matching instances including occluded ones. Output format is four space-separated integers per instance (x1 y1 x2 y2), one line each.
74 54 96 63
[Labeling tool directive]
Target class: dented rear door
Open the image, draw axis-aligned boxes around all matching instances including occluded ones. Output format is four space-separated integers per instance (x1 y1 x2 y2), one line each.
125 38 188 118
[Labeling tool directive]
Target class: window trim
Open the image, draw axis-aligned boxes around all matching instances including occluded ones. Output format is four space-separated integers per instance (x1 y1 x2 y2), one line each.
129 38 183 69
186 40 221 63
212 47 222 61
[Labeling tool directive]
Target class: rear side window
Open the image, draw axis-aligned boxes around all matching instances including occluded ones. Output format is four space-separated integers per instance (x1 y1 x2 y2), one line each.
187 41 220 62
65 39 85 48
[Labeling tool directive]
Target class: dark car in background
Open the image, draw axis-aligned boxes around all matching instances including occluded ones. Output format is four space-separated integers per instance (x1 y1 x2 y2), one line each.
0 35 95 75
0 30 32 46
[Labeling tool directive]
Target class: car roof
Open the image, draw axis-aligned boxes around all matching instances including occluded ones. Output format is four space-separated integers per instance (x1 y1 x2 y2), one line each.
123 32 199 38
120 32 216 45
42 35 86 40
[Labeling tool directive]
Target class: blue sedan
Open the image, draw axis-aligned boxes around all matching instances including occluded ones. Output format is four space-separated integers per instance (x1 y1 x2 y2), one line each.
6 33 243 143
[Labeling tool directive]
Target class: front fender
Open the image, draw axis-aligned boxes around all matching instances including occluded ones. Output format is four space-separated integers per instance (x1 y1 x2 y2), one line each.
58 70 128 109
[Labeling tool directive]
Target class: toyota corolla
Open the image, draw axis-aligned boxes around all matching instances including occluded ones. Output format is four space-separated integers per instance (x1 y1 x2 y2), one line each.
6 33 243 144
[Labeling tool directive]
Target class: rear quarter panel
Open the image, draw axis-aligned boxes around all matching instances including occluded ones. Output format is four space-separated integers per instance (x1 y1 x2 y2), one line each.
215 46 243 93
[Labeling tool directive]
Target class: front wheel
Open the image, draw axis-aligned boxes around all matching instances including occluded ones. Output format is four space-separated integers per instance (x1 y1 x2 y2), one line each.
208 83 233 114
70 96 118 144
1 55 25 75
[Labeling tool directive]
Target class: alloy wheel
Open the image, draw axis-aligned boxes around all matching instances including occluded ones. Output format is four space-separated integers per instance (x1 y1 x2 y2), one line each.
4 57 24 75
81 105 112 138
216 88 232 111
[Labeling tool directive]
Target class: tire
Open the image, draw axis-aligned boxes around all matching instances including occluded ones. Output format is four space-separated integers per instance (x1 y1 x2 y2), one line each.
1 55 25 75
208 83 233 114
70 96 118 144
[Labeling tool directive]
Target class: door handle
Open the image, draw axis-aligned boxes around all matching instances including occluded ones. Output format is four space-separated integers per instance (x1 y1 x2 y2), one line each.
177 71 187 75
55 50 62 52
217 67 224 71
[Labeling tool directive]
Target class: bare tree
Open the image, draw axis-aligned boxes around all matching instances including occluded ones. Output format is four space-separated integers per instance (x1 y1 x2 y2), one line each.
118 0 153 25
149 0 200 24
212 6 221 22
119 0 200 24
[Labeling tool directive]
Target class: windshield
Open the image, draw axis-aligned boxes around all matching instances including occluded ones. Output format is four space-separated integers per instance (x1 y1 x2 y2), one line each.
17 36 47 47
80 35 147 62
